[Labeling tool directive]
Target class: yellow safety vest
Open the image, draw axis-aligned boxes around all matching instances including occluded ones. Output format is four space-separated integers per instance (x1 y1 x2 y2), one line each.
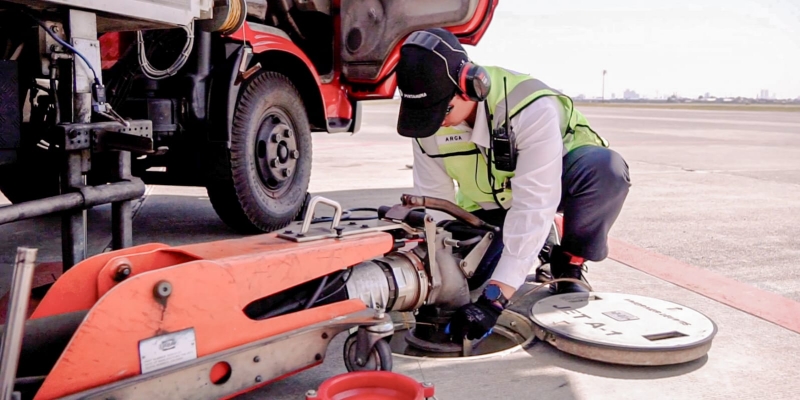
415 66 608 212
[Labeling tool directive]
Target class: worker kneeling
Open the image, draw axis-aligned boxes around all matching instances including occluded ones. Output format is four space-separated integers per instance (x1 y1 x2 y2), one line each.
393 29 631 341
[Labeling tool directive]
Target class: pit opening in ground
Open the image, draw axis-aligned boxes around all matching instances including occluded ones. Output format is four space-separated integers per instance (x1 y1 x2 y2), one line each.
387 310 536 360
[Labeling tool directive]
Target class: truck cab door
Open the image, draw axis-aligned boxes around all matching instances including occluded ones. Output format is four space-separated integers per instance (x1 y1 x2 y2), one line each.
339 0 498 83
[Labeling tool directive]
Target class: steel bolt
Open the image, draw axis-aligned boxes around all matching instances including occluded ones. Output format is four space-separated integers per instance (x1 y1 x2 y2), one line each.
270 159 279 168
282 168 292 177
422 382 433 388
306 390 318 398
282 129 292 138
154 281 172 299
290 150 300 159
114 264 132 281
255 375 262 383
51 25 60 33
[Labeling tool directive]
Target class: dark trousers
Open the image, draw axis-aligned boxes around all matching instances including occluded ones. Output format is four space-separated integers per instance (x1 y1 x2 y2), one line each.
467 145 631 290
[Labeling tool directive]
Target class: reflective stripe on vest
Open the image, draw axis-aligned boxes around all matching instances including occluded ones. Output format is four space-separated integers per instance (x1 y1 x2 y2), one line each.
491 78 560 130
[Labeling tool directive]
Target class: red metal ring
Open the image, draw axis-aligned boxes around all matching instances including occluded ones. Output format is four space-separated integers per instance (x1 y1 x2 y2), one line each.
309 371 435 400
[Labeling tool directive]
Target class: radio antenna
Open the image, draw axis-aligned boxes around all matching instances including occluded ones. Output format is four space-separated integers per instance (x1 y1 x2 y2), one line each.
503 77 510 129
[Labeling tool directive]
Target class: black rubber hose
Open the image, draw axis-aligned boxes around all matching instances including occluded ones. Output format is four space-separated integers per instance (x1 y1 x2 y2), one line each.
257 299 303 320
304 275 328 310
308 207 380 224
456 235 483 247
314 269 353 304
403 210 428 228
441 221 493 238
255 271 346 319
24 11 101 85
7 310 89 377
378 206 392 220
401 194 500 232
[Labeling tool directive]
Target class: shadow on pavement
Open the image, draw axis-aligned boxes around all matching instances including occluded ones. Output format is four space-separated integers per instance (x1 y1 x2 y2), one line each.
507 282 710 382
525 341 709 380
246 332 582 400
0 187 415 294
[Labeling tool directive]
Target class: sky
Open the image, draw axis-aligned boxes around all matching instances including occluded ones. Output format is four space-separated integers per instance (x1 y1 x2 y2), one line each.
462 0 800 99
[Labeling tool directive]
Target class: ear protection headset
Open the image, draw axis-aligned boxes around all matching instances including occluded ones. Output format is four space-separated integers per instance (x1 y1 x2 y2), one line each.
402 30 491 102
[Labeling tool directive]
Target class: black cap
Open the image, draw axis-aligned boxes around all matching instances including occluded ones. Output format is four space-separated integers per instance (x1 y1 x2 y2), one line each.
395 28 469 138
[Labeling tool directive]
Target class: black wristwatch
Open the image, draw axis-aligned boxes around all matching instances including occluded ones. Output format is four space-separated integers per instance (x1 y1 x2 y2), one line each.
482 284 508 308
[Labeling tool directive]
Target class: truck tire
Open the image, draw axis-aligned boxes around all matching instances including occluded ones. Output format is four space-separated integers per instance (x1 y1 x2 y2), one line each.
206 70 312 233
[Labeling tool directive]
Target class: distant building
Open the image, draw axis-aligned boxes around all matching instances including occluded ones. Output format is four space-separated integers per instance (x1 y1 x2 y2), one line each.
623 89 640 100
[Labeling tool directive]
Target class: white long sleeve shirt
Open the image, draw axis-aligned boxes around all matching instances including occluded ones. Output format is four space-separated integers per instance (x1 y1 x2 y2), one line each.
412 96 567 290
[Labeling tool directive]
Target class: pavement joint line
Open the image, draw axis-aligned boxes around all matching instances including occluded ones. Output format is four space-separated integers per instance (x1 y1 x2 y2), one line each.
608 237 800 335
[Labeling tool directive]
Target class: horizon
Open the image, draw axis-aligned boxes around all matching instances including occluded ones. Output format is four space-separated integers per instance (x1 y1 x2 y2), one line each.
463 0 800 100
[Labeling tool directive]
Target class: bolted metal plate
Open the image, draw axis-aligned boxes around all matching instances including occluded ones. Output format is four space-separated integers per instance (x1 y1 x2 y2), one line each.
277 218 409 242
59 308 391 400
530 292 717 366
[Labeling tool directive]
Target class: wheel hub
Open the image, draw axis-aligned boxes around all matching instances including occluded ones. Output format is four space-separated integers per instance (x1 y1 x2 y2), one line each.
255 113 299 191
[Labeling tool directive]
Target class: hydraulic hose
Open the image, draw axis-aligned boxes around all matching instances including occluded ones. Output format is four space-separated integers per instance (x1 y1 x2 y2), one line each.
24 11 101 85
304 275 328 309
400 194 500 232
454 235 483 248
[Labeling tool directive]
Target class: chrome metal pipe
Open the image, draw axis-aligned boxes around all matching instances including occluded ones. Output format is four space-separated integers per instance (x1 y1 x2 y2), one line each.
0 247 37 400
299 196 343 235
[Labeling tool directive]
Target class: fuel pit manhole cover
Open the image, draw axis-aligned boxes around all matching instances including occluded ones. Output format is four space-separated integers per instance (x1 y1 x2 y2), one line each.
529 292 717 366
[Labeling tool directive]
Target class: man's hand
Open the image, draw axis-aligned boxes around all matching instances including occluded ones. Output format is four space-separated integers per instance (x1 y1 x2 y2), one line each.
448 296 503 341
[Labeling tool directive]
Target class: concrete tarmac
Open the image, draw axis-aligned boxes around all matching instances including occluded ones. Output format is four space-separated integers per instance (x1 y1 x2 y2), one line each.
1 103 799 399
310 101 800 301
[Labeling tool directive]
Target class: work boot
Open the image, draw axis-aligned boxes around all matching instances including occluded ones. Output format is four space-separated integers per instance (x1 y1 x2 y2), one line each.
548 246 590 294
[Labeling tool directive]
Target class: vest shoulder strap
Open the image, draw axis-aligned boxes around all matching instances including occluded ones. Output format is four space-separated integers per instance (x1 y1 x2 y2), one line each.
415 138 481 158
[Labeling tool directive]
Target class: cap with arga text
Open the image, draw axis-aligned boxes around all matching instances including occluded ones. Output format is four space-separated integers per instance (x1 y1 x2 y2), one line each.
395 28 469 138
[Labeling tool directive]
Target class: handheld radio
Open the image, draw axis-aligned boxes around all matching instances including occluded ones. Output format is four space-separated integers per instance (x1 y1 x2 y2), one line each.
490 77 517 172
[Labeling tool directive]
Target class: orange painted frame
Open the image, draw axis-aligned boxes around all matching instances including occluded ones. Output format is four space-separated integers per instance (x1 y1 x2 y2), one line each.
31 232 393 399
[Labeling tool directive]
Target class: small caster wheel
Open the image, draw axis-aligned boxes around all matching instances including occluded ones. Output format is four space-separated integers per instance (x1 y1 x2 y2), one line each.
343 332 393 372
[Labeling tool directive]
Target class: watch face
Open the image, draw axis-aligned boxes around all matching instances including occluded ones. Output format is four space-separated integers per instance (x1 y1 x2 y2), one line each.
485 285 501 301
